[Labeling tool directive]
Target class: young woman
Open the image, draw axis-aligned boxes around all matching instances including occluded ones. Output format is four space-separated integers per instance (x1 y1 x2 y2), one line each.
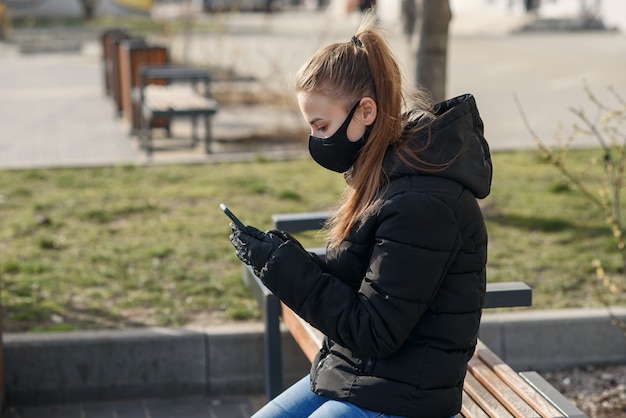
229 11 492 418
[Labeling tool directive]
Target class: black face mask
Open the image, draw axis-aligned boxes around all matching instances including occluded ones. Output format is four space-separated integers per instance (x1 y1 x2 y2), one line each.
307 99 370 173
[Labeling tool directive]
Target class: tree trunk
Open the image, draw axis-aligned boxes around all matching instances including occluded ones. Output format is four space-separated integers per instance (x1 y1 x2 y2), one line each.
416 0 451 103
401 0 418 40
0 2 6 41
79 0 98 22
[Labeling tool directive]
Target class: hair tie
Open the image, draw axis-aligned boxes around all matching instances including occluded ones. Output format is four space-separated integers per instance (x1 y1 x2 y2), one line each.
351 35 363 48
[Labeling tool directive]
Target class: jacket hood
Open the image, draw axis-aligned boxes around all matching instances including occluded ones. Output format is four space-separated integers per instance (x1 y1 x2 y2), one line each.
383 94 492 199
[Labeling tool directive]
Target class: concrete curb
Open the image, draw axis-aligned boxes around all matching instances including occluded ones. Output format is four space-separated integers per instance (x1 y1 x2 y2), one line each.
3 323 310 406
479 307 626 371
4 308 626 406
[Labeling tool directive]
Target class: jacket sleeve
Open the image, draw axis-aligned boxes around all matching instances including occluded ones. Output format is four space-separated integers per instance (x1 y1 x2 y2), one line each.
260 191 462 358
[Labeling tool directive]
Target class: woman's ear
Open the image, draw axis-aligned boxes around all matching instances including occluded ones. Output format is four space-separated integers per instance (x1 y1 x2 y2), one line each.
359 97 377 126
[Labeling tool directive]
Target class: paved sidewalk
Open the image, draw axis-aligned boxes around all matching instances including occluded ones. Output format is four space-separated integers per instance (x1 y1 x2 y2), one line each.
0 41 308 170
2 10 624 171
0 44 139 169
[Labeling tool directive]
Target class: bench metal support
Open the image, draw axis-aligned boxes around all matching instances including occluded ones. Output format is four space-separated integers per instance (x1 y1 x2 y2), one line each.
242 265 283 400
271 211 333 233
485 281 531 308
520 371 587 418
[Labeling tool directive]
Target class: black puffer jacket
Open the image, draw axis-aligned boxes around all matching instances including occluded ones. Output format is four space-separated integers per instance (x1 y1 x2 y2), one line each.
259 94 491 417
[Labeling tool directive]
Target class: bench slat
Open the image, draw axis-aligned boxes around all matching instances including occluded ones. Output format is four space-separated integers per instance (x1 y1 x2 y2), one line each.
281 302 323 362
468 357 540 418
271 211 333 233
464 372 515 418
475 341 565 418
484 281 532 308
461 388 491 418
143 85 218 113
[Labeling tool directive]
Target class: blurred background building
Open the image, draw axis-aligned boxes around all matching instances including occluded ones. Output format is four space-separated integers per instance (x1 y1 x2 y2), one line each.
3 0 625 35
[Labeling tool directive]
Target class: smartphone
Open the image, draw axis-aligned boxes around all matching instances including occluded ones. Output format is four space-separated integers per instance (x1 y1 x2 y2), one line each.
219 203 249 233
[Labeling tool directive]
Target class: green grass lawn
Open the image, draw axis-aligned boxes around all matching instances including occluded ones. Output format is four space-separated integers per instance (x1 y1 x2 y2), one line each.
1 149 624 333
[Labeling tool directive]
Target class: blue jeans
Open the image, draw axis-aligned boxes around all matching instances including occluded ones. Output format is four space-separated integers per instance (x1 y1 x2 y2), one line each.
251 376 406 418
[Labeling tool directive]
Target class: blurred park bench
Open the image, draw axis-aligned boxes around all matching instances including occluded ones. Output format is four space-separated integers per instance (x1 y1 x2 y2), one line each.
100 29 218 156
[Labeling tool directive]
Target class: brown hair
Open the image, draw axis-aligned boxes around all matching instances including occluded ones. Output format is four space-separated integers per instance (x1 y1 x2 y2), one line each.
295 11 433 248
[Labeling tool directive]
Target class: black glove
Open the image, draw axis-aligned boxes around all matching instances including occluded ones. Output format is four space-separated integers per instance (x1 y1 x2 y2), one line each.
229 224 285 276
267 229 308 253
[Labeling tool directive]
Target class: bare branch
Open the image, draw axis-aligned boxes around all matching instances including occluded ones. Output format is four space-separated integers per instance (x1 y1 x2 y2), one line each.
515 94 606 210
523 83 626 327
609 85 626 108
569 106 610 153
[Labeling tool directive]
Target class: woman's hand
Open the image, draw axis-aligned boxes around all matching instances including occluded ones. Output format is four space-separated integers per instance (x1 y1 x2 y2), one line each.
229 224 285 276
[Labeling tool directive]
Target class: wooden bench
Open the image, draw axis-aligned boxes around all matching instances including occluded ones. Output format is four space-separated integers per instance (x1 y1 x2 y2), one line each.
137 65 219 156
100 28 129 101
101 29 131 116
118 39 171 135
